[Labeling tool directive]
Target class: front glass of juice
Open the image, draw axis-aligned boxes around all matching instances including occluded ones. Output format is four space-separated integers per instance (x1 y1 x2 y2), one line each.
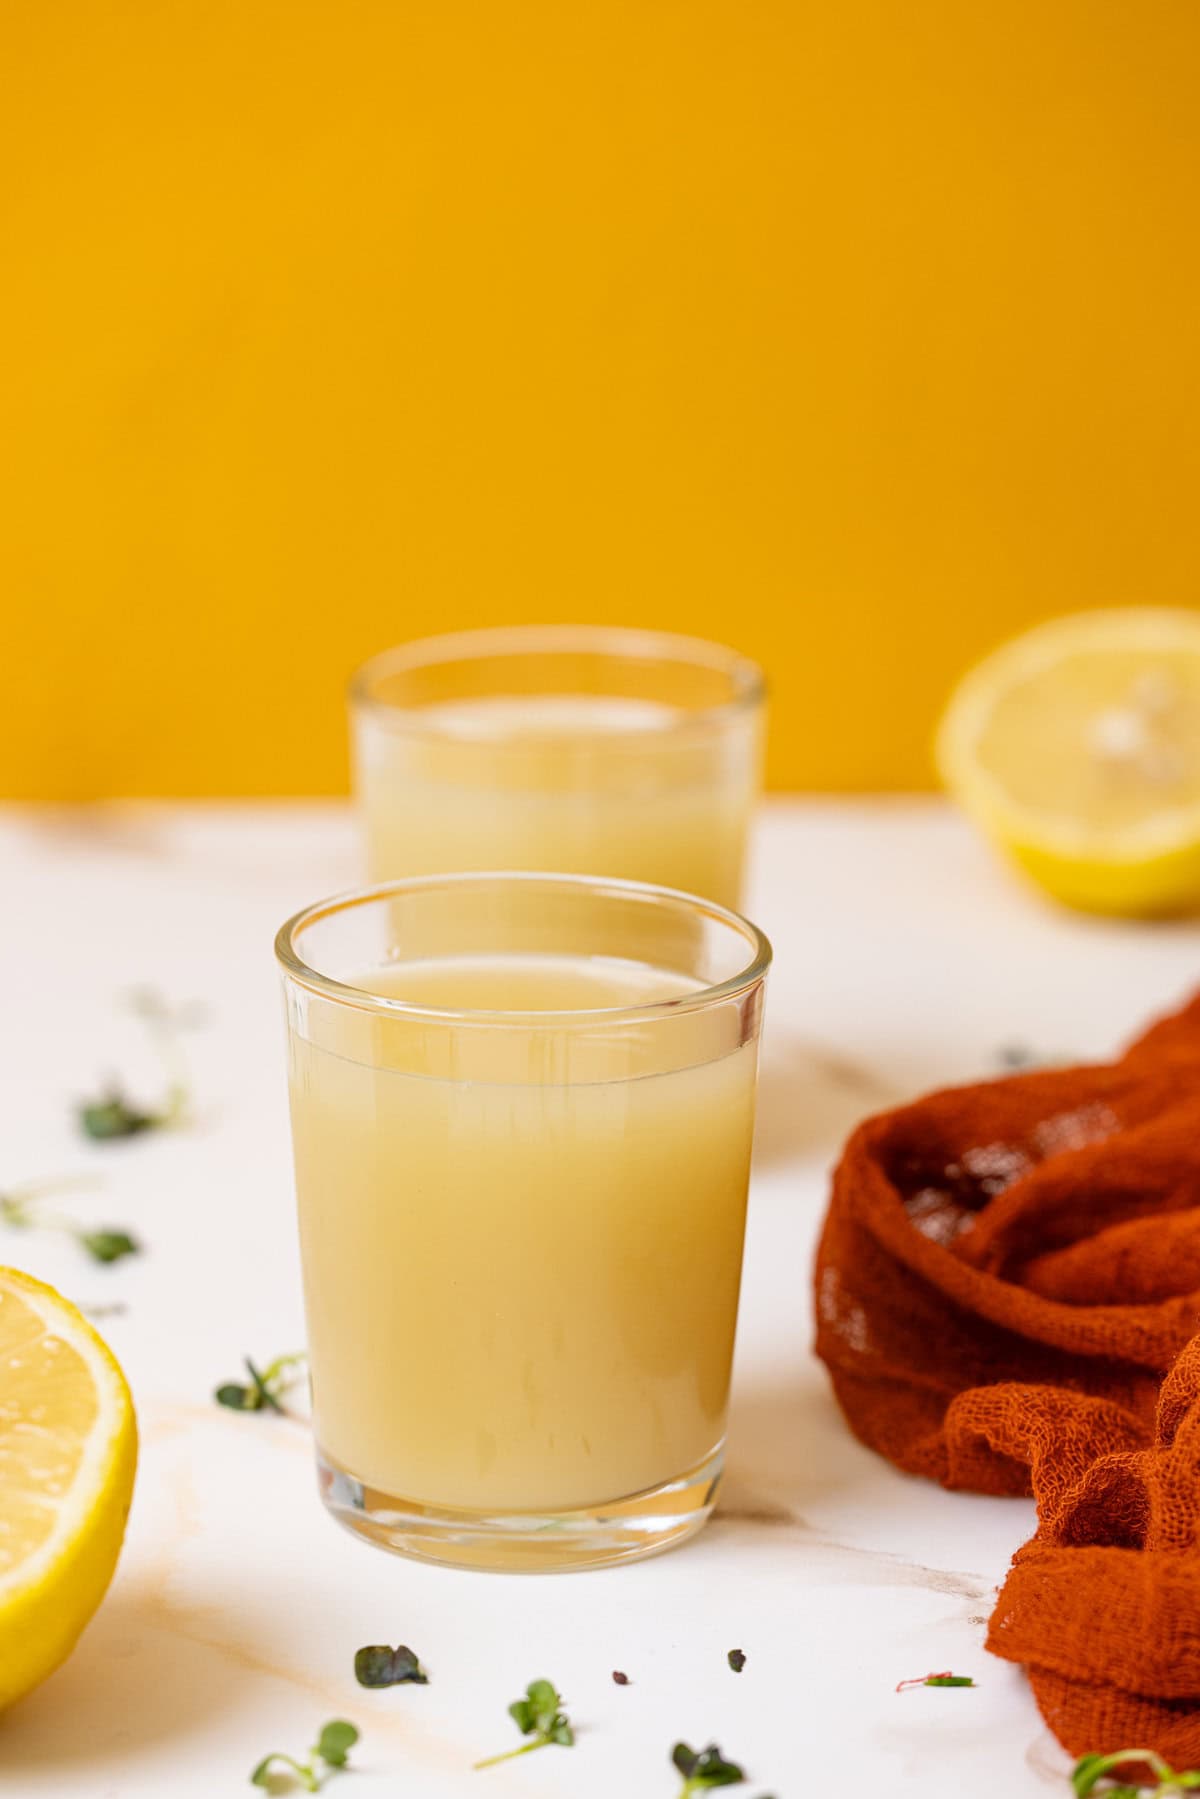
349 626 766 908
276 872 770 1571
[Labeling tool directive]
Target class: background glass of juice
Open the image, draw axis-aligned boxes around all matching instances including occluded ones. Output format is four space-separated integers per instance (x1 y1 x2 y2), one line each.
349 626 766 908
276 872 771 1571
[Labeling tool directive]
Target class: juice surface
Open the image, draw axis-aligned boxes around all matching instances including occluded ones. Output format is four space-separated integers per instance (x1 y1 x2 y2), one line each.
288 952 758 1511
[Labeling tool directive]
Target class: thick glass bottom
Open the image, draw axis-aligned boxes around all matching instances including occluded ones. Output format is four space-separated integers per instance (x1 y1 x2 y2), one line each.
315 1443 724 1573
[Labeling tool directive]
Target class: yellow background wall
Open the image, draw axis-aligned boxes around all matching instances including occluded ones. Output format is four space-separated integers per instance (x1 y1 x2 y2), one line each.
5 3 1198 798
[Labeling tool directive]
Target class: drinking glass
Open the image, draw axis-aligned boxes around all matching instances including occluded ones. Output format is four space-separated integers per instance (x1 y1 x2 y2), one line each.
276 872 770 1571
349 626 766 908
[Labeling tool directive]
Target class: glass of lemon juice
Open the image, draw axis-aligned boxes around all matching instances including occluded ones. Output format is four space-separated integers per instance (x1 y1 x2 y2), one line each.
349 626 766 908
276 872 770 1571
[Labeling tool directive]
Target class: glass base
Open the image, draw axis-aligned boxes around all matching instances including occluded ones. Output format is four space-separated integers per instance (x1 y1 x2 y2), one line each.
315 1443 724 1573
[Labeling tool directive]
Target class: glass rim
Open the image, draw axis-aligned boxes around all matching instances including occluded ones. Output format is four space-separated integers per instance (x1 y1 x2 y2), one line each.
274 870 772 1027
347 624 766 739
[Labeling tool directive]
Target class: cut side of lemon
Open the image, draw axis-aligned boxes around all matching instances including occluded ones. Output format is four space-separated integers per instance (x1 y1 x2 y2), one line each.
936 608 1200 915
0 1267 137 1710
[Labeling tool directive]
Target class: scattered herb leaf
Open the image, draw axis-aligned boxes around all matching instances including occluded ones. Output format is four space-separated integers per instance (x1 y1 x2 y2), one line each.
215 1353 306 1415
895 1670 975 1691
78 988 200 1142
0 1181 139 1266
474 1679 574 1769
354 1644 428 1687
314 1723 358 1769
77 1229 140 1264
727 1648 746 1673
79 1090 160 1140
612 1670 630 1686
672 1742 746 1793
250 1719 359 1792
1072 1749 1200 1795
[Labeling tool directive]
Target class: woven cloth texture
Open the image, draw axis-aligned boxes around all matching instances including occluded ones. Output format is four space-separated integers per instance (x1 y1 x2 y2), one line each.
815 992 1200 1758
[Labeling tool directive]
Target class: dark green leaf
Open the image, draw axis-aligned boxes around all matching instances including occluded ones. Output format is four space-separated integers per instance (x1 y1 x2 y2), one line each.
727 1648 746 1673
78 1092 159 1140
508 1699 533 1734
674 1744 700 1778
315 1720 358 1768
78 1229 140 1264
215 1382 256 1410
672 1743 745 1789
354 1643 428 1687
550 1722 574 1746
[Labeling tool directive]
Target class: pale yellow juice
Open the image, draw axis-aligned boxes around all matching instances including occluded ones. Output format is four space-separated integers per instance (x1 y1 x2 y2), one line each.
288 952 759 1513
353 694 759 906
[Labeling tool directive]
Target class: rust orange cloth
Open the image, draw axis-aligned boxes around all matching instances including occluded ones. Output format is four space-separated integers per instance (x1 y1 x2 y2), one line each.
816 992 1200 1759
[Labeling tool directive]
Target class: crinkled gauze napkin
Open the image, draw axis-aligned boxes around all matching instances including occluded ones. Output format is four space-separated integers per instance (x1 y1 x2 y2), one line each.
815 992 1200 1764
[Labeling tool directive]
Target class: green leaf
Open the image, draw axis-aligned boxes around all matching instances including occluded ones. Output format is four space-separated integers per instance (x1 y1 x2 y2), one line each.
215 1382 256 1410
215 1352 304 1415
525 1680 559 1730
78 1228 140 1264
923 1674 973 1687
478 1681 573 1769
78 1092 159 1140
315 1720 358 1768
354 1643 428 1687
672 1743 745 1790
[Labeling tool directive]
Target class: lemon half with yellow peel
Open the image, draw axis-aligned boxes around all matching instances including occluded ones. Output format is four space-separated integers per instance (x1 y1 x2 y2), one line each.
0 1267 137 1709
936 608 1200 915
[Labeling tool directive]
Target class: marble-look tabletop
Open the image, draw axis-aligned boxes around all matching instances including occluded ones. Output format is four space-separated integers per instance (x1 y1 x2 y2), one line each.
3 799 1197 1798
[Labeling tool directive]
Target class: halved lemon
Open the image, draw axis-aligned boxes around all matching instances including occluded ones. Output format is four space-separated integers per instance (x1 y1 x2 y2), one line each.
936 608 1200 915
0 1267 137 1709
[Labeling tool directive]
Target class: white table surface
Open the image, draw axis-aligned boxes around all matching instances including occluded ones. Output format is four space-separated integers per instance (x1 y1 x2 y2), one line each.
2 799 1197 1799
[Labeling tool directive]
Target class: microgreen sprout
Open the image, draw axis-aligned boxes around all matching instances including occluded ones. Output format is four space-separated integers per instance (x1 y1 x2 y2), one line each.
671 1742 746 1793
474 1679 574 1769
78 988 199 1140
1072 1750 1200 1795
250 1720 358 1792
78 1090 162 1140
895 1670 975 1691
0 1178 140 1265
215 1353 306 1416
354 1644 428 1687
